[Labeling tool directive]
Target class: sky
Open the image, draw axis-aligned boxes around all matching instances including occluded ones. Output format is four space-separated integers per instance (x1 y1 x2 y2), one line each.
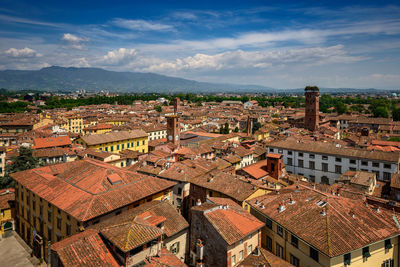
1 0 400 89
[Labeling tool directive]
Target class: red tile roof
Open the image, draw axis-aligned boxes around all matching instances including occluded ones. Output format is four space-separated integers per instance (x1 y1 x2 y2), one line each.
33 136 71 149
195 205 264 245
0 188 14 210
248 184 400 257
241 160 269 179
11 159 176 222
51 229 119 267
145 248 187 266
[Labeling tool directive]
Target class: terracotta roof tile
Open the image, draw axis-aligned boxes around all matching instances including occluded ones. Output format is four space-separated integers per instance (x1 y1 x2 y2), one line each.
248 184 400 257
51 229 119 267
11 159 176 222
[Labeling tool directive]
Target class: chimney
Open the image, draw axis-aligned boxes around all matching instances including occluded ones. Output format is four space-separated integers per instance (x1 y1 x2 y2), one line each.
320 209 326 216
289 194 295 204
278 201 286 213
196 199 202 206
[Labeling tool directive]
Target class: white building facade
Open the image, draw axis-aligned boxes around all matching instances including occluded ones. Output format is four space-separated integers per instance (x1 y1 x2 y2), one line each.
267 141 399 185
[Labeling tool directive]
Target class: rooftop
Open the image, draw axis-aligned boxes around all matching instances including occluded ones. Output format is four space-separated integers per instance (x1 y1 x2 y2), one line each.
11 159 175 221
248 184 400 257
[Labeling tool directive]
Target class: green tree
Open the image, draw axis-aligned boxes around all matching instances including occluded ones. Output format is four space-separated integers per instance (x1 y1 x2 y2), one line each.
234 127 239 132
334 102 348 114
393 108 400 121
1 147 40 188
154 105 162 113
252 121 262 134
373 106 389 118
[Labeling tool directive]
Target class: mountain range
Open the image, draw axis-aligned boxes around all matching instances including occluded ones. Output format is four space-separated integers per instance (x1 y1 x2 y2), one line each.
0 66 394 93
0 66 274 93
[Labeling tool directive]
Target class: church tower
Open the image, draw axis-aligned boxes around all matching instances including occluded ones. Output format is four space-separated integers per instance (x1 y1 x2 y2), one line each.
167 98 180 146
304 86 320 131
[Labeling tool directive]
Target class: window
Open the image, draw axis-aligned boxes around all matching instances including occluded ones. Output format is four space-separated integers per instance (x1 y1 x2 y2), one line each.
299 152 303 157
276 243 284 258
322 163 328 172
110 146 114 152
137 141 139 146
344 253 351 266
266 236 272 251
266 218 272 229
335 165 342 174
291 234 298 248
57 217 61 230
116 144 120 150
384 164 391 169
248 245 252 255
335 157 342 162
362 246 370 259
239 250 243 261
170 242 180 254
277 225 283 237
288 151 292 155
361 161 368 166
385 239 393 250
142 140 145 145
48 210 52 223
309 175 315 183
384 172 392 181
278 149 283 153
290 254 300 267
383 259 394 267
298 160 304 168
322 155 328 160
350 167 356 171
309 154 315 159
372 162 379 168
310 247 319 262
231 255 236 266
47 226 52 242
350 159 356 164
65 223 71 236
121 144 124 149
309 161 315 170
287 158 293 165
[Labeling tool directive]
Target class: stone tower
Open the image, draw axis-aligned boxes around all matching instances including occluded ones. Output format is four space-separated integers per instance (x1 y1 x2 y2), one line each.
304 86 320 131
167 98 180 146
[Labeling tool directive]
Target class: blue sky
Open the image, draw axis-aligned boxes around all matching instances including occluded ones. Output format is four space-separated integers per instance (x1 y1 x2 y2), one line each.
1 0 400 89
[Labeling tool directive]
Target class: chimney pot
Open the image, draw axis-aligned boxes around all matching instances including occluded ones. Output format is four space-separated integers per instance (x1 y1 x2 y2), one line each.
196 199 202 206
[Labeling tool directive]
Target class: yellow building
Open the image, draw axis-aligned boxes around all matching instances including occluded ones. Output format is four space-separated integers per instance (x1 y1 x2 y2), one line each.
33 114 54 130
82 124 112 135
0 188 15 237
248 184 400 267
101 118 129 126
76 130 148 153
61 116 83 134
11 158 175 262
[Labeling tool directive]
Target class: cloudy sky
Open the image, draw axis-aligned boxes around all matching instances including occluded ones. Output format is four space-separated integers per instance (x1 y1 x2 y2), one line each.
1 0 400 89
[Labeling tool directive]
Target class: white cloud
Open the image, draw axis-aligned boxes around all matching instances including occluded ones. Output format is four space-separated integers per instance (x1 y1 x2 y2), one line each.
61 33 89 50
102 48 138 65
142 45 365 73
4 47 42 57
112 18 174 31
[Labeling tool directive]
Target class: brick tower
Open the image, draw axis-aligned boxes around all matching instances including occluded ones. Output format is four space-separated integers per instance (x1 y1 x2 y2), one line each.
304 86 320 131
167 98 180 146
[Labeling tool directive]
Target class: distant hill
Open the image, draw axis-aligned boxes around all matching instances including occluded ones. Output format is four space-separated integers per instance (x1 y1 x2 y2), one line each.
0 66 274 93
